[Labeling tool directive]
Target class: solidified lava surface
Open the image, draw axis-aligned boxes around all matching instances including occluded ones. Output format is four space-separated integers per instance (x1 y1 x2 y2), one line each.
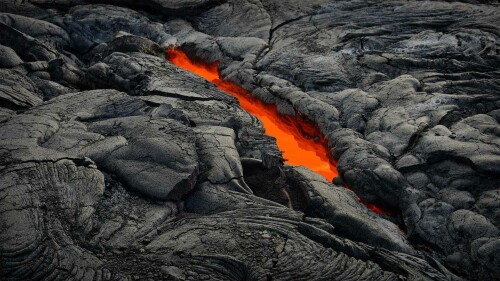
0 1 499 281
168 48 339 181
167 48 393 216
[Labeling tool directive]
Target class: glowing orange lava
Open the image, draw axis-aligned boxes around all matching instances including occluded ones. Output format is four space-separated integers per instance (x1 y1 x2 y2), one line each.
166 48 392 215
167 48 338 181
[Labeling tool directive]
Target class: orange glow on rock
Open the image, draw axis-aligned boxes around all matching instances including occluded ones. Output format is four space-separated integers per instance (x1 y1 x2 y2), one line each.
344 183 390 215
167 48 392 215
167 48 338 181
364 203 387 215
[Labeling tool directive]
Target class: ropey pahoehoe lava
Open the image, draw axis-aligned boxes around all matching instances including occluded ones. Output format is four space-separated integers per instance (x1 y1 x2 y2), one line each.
167 48 338 181
0 1 499 281
167 47 389 215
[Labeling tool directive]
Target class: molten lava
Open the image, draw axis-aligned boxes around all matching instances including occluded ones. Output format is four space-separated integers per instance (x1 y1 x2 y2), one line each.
167 48 390 215
167 48 338 181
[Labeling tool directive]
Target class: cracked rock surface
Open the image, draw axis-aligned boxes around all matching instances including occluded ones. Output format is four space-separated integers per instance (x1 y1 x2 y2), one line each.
0 0 499 280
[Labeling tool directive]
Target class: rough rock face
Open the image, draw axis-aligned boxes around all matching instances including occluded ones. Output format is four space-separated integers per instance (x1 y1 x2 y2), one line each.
0 1 498 280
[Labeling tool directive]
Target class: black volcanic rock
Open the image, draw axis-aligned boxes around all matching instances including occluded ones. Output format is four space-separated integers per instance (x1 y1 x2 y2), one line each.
1 1 499 280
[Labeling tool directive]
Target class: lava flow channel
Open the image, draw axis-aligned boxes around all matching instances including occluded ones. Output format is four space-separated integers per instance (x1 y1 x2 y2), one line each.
167 48 338 181
167 48 390 215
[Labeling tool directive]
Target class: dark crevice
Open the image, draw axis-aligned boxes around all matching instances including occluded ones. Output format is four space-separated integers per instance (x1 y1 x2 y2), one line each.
242 159 291 208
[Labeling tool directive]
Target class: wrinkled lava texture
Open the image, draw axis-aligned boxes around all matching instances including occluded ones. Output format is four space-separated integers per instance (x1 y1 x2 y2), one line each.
167 48 338 182
1 1 500 281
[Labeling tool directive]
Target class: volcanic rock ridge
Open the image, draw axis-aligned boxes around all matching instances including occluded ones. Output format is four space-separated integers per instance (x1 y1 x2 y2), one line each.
0 0 499 280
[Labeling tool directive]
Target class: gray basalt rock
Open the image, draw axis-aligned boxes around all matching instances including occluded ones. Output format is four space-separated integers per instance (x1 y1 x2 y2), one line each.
329 128 406 209
0 13 70 49
192 0 271 40
86 33 164 64
90 51 236 103
0 44 23 68
476 190 500 228
0 69 42 109
0 0 498 280
310 88 379 133
0 21 58 62
88 116 199 200
194 125 252 194
32 0 227 15
284 165 414 254
61 5 171 53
